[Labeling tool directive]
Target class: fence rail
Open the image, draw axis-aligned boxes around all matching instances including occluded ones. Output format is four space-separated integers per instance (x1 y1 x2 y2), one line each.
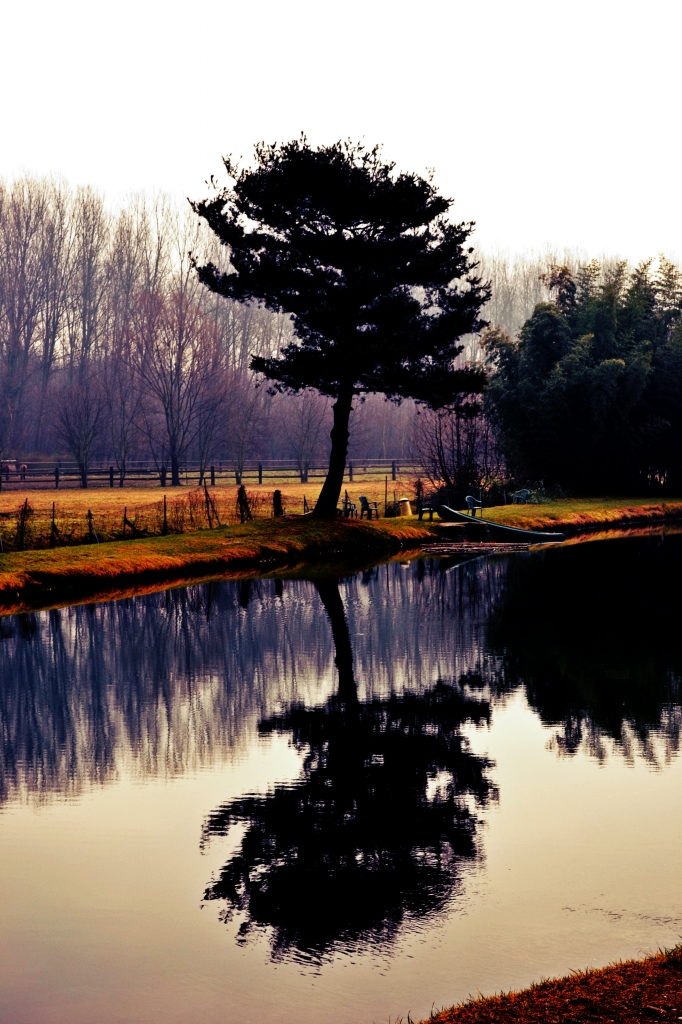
0 458 420 490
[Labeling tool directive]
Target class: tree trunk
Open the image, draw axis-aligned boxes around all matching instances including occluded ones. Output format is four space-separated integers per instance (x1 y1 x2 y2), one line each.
170 452 181 487
314 579 357 705
313 387 353 517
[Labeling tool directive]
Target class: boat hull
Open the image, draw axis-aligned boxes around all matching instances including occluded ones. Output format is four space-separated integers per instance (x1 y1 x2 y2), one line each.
436 505 565 542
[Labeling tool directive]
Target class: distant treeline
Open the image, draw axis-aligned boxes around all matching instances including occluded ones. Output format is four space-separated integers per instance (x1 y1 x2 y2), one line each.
0 176 679 493
0 177 414 485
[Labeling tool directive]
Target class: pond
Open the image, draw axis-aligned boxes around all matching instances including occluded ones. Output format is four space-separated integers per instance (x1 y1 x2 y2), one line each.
0 532 681 1024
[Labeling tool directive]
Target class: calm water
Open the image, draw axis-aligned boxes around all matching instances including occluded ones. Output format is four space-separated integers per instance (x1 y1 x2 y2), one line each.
1 533 681 1024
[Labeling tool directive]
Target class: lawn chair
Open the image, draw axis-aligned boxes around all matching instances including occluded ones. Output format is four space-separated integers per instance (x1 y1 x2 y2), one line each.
358 495 379 520
512 488 530 505
340 494 357 518
465 495 483 517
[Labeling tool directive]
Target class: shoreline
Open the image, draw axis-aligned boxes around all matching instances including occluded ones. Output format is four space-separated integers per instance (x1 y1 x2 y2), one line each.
466 498 682 533
0 517 433 616
423 945 682 1024
0 500 679 616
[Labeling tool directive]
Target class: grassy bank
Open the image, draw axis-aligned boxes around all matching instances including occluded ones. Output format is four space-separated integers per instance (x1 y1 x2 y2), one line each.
0 516 433 615
1 497 679 615
2 490 679 552
424 945 682 1024
461 497 682 532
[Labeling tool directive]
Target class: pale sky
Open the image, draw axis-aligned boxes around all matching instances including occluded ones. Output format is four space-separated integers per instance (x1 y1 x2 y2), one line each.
1 0 680 262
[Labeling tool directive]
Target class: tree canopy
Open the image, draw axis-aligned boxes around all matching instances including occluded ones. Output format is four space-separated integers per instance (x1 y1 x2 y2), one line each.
483 258 682 493
192 138 489 514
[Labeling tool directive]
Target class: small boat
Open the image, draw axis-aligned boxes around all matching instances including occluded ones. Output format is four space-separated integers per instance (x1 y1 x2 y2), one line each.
436 505 565 543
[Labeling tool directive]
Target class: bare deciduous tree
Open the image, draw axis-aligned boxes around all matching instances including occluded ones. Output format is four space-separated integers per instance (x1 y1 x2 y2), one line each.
412 399 502 495
0 177 50 452
65 186 109 380
282 389 329 481
57 374 103 487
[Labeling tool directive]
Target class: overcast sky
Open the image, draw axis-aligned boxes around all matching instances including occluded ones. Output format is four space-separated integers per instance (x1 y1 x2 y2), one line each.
1 0 680 262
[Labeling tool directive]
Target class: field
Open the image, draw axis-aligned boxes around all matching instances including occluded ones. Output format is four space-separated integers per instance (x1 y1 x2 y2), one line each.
0 484 680 553
2 487 675 552
0 474 417 550
424 944 682 1024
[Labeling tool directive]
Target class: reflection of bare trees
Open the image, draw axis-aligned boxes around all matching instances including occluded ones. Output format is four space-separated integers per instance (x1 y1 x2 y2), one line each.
1 537 679 810
0 561 503 808
0 580 329 806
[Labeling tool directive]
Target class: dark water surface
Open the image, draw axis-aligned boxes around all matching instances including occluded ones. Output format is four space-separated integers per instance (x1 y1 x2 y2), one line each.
1 534 681 1024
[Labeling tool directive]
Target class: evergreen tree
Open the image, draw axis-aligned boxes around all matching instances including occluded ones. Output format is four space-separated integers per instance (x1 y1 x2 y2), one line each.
192 138 489 515
484 259 682 493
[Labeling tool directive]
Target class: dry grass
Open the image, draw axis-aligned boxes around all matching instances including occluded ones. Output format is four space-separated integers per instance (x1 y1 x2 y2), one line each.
472 497 682 530
424 944 682 1024
0 474 414 511
0 477 417 550
0 516 434 615
414 498 682 533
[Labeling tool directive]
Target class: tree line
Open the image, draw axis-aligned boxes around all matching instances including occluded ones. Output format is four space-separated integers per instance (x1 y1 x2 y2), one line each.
1 172 679 496
0 176 414 485
484 257 682 493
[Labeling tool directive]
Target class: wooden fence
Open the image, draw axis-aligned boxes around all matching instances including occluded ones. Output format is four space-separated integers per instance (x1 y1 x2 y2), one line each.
0 458 419 490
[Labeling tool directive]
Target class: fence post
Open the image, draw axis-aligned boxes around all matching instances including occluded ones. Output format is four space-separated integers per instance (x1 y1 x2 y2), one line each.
237 484 252 523
204 484 213 528
163 494 168 535
109 466 114 488
210 465 215 487
18 498 28 551
235 470 241 485
50 502 57 547
258 463 263 485
55 465 60 489
391 461 396 481
87 509 99 543
384 476 388 517
349 462 353 482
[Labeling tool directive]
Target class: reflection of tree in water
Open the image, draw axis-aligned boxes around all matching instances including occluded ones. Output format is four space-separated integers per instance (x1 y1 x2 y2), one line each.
488 534 682 763
3 533 679 815
201 579 496 962
0 561 501 807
